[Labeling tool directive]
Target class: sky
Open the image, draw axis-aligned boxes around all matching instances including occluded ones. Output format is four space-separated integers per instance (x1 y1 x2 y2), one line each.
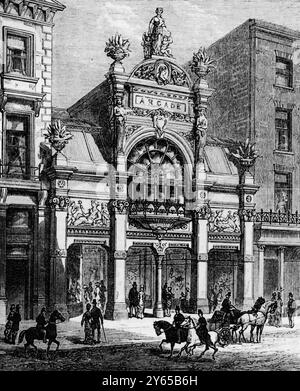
52 0 300 108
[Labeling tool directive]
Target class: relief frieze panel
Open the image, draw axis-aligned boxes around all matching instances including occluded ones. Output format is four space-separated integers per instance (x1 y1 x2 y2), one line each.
67 199 110 228
208 209 240 233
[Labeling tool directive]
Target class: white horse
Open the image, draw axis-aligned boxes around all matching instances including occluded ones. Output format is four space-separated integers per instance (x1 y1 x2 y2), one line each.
177 316 224 360
236 301 276 343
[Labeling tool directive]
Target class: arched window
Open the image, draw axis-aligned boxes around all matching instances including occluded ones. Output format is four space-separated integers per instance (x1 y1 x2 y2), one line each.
127 138 184 202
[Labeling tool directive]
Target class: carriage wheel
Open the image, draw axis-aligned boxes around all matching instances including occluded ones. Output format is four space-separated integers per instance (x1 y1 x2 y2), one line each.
219 327 231 345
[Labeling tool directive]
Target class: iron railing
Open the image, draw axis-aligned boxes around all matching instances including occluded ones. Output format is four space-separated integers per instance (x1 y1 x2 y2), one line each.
0 164 40 181
255 209 300 225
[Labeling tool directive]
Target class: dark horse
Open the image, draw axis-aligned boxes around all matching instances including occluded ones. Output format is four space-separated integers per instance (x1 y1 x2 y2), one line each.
153 320 189 358
18 310 65 357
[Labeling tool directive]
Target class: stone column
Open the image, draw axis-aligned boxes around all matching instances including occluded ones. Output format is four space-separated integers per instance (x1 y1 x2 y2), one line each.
33 190 48 318
49 195 69 317
106 200 128 320
153 241 167 318
257 245 265 298
278 246 285 292
195 205 210 313
240 209 255 309
0 189 7 324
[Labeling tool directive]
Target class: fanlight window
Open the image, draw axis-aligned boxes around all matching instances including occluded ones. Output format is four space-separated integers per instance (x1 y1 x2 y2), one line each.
127 138 184 202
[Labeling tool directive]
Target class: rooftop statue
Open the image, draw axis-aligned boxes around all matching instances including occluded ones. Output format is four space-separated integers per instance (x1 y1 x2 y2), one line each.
142 8 173 59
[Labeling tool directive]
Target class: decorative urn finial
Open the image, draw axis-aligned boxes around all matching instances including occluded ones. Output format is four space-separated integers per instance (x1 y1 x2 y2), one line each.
44 120 73 154
142 8 173 59
105 34 131 72
190 47 215 81
228 138 259 179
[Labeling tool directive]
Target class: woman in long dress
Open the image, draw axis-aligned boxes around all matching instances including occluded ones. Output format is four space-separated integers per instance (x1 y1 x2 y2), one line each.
136 286 146 319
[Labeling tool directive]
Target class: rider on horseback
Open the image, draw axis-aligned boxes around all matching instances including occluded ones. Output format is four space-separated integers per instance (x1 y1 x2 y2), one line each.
36 307 48 343
196 309 210 344
172 305 185 343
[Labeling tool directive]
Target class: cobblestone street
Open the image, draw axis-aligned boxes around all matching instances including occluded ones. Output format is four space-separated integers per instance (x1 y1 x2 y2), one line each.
0 315 299 371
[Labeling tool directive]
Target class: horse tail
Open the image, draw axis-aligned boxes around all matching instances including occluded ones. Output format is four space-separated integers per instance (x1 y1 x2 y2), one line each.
18 330 26 344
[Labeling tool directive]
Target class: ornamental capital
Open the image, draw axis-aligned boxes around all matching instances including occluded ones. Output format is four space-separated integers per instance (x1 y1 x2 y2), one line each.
153 241 168 256
48 195 70 210
114 250 127 259
108 199 130 214
238 208 256 222
195 204 211 220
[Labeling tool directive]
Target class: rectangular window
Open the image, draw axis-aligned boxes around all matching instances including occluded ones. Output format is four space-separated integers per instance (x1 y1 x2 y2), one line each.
4 29 34 77
275 57 293 88
5 114 30 178
274 172 291 212
275 109 292 152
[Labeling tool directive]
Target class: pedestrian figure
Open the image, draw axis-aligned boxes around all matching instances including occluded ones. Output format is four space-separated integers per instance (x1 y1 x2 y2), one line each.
208 288 217 314
172 305 185 343
180 291 187 313
91 299 103 343
165 286 174 317
99 280 107 313
275 290 283 327
267 291 277 326
94 282 101 305
128 282 139 318
196 308 211 345
36 307 48 343
4 304 15 343
136 285 146 319
88 281 94 303
11 304 22 344
287 292 296 328
162 283 168 316
215 288 223 311
81 303 93 344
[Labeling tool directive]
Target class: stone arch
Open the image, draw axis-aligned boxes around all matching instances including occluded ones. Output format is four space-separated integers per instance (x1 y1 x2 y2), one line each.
126 131 193 203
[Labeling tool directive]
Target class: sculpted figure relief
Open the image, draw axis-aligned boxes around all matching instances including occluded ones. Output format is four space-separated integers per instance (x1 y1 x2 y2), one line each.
195 108 208 163
142 8 173 59
113 97 132 154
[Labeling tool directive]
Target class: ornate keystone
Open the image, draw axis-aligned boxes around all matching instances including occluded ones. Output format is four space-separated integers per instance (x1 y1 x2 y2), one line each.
190 47 215 80
150 108 170 138
44 121 73 153
142 8 173 59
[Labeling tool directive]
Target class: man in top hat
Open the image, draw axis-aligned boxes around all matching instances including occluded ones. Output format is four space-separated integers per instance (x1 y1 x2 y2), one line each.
220 291 235 323
172 305 185 343
36 307 48 343
91 299 103 343
287 292 296 328
128 282 139 318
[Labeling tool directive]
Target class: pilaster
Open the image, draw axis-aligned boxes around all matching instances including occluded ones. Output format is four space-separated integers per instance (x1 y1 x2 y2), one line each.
257 244 265 298
0 198 7 324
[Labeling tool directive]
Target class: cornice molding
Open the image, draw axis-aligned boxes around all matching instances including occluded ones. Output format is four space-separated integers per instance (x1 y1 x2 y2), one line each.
0 0 65 26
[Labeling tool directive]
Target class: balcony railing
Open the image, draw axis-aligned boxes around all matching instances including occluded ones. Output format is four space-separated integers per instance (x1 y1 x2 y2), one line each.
255 209 300 225
0 164 40 181
129 200 185 216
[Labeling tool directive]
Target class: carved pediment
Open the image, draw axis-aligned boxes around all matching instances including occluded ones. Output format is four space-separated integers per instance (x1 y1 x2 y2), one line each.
130 58 192 89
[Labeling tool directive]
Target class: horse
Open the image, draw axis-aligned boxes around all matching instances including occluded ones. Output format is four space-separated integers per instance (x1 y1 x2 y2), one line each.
179 316 226 360
235 301 276 343
18 309 65 357
153 320 189 358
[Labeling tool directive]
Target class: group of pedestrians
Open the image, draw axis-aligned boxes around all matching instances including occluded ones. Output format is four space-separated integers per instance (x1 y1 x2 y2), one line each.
128 282 146 319
267 288 296 328
81 299 104 344
83 280 107 313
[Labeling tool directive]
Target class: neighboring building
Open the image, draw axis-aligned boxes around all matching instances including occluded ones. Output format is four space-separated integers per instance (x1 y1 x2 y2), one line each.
0 0 65 322
207 19 300 306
